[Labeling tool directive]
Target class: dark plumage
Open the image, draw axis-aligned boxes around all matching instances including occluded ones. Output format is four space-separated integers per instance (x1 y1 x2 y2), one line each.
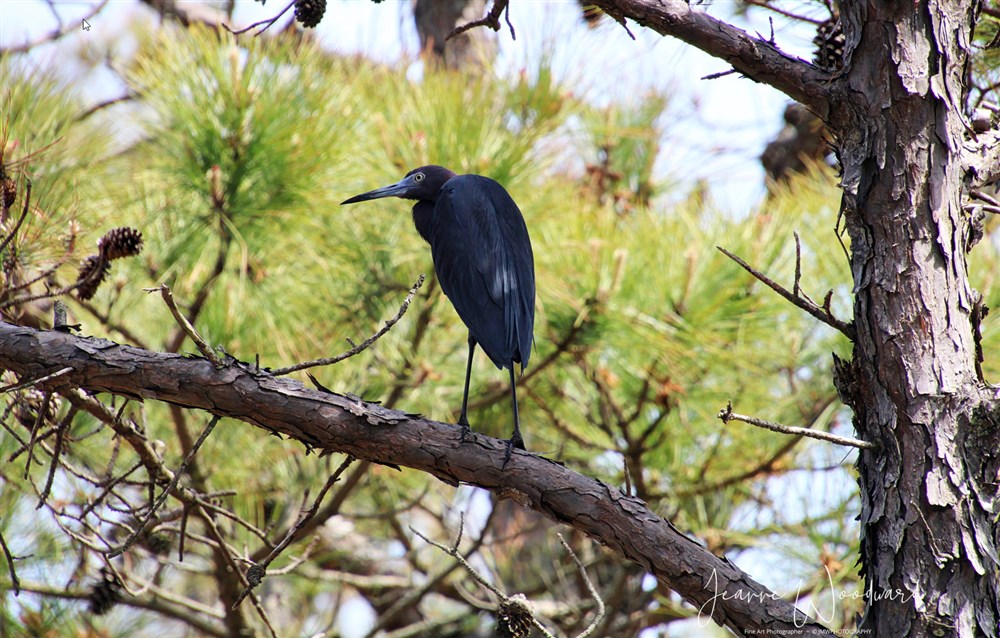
342 165 535 467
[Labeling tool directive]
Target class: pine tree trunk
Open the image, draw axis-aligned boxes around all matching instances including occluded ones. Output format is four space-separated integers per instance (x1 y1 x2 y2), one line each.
829 3 1000 634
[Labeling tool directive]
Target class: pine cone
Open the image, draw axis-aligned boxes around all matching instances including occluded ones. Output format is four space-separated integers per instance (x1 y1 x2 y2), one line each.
813 17 845 72
497 594 534 638
88 567 123 616
294 0 326 28
98 227 144 261
1 174 15 212
75 254 110 301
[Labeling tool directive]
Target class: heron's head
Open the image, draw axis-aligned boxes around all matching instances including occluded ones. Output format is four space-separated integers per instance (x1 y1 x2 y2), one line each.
341 165 457 205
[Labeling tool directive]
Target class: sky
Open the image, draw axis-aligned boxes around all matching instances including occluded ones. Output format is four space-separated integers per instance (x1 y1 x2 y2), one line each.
0 0 824 212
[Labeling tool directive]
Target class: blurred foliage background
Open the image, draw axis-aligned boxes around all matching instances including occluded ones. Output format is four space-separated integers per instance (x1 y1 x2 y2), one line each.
1 3 998 637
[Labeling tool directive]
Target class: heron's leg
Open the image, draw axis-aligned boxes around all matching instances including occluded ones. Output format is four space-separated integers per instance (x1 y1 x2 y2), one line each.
502 365 526 469
458 335 476 441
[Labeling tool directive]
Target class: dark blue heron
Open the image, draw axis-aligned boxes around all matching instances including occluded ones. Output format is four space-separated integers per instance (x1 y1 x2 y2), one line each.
342 165 535 467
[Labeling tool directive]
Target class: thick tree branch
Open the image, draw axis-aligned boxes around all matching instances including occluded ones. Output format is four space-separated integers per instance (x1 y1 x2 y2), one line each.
0 321 834 637
588 0 832 116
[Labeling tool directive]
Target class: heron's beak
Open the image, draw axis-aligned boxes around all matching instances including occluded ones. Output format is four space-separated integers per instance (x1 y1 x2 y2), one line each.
341 179 409 205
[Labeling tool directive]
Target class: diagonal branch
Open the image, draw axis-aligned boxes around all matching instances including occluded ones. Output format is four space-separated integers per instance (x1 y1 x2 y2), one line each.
145 285 224 367
588 0 833 116
271 275 424 376
0 321 834 637
717 245 855 340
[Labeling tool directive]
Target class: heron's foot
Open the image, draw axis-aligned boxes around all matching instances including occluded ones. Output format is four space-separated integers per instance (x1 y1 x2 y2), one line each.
501 433 525 470
458 417 472 444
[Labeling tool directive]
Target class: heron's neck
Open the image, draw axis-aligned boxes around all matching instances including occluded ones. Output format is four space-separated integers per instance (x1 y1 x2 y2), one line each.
411 201 434 244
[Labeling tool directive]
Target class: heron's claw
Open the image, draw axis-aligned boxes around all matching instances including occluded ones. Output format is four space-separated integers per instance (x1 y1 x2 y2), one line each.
501 434 525 470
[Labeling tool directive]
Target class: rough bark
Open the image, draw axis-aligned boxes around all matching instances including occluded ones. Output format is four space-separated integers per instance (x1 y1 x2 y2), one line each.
828 3 1000 635
587 0 1000 635
0 321 833 637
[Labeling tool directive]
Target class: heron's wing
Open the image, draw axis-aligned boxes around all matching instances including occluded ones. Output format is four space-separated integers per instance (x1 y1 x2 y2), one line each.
431 175 535 370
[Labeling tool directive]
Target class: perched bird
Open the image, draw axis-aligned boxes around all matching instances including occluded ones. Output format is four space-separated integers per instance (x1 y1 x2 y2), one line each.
342 165 535 467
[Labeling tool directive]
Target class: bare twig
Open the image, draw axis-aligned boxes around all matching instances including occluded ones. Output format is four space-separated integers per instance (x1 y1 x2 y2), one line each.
411 519 557 638
718 401 875 450
223 0 294 36
22 393 50 480
970 189 1000 208
0 529 20 595
77 92 135 122
17 581 228 637
232 455 356 609
365 507 499 637
108 415 220 559
717 244 856 340
601 4 636 40
144 285 224 367
78 461 145 520
742 0 826 24
793 231 802 297
271 275 425 376
0 367 72 394
37 408 74 508
702 69 739 80
556 533 606 638
0 0 109 54
447 0 515 41
193 500 278 638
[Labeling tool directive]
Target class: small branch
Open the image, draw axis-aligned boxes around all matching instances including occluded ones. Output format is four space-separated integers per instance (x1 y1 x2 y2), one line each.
970 189 1000 208
23 392 49 479
447 0 515 41
556 533 606 638
0 367 73 393
271 275 425 376
718 401 875 450
793 231 803 297
222 0 295 36
232 455 356 609
601 5 636 40
702 69 739 81
144 285 224 367
411 519 557 638
108 415 220 559
742 0 825 24
77 92 135 122
717 245 856 340
0 529 21 595
36 409 73 508
0 0 109 54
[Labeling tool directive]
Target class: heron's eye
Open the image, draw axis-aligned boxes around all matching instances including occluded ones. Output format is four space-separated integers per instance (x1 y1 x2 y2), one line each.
413 173 424 182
